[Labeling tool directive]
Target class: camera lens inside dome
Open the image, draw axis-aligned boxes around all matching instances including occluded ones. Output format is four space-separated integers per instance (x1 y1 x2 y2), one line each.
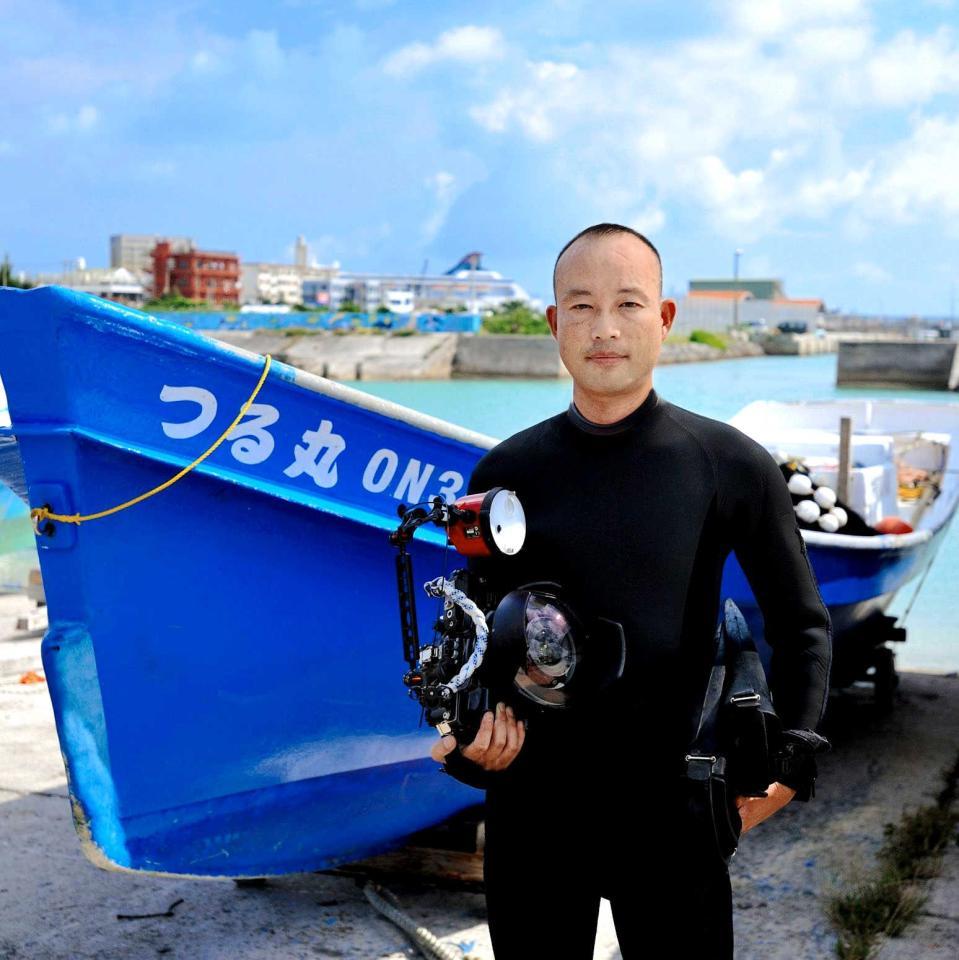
514 595 578 706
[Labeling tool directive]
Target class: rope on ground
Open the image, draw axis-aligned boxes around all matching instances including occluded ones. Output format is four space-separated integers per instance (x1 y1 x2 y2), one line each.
362 881 466 960
29 354 272 531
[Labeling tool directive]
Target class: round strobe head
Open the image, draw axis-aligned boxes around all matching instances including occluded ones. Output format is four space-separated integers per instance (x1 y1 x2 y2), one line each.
485 488 526 556
446 487 527 557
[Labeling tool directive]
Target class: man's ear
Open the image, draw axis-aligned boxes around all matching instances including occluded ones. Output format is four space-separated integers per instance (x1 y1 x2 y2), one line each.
546 304 558 340
660 298 677 338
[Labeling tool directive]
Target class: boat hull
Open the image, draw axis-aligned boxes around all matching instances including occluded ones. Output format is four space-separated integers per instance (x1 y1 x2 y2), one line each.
0 287 494 875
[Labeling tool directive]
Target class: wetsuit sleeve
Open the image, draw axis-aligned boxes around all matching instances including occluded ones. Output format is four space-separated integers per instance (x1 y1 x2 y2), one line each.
728 443 833 800
437 449 528 791
441 746 499 790
440 737 533 791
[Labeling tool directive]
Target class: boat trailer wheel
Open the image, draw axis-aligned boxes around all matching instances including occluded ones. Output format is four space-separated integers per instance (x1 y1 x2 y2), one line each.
871 644 898 713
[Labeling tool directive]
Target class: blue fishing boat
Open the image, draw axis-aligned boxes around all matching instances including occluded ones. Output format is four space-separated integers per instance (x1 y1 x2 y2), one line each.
723 397 959 700
1 286 956 877
0 285 498 877
0 381 34 592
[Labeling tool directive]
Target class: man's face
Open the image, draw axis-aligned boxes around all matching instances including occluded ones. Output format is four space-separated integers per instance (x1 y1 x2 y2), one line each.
546 233 675 403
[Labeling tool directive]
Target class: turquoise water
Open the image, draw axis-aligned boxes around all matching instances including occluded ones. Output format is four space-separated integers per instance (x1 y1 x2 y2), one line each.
0 486 33 591
355 353 959 674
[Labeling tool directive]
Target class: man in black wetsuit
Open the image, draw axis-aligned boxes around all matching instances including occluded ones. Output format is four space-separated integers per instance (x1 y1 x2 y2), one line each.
431 223 833 958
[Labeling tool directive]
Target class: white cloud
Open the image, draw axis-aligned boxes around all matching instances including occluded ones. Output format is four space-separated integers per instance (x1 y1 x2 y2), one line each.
422 170 458 243
724 0 867 37
461 7 959 239
796 167 872 217
790 25 872 63
470 59 584 141
691 157 768 228
853 261 891 284
48 103 99 134
629 206 666 235
190 50 220 73
867 115 959 220
383 25 504 77
864 28 959 106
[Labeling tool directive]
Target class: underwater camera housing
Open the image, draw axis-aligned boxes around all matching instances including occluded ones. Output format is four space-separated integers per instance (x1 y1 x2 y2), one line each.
390 489 626 745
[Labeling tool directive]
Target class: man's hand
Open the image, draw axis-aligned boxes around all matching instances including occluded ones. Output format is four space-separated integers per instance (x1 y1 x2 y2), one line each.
735 782 797 834
430 702 527 771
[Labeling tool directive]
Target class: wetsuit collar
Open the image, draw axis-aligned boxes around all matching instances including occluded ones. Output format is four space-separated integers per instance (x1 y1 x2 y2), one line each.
566 387 660 436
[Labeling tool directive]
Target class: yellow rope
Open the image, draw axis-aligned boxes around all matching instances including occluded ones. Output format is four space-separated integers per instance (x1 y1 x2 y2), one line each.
30 354 273 531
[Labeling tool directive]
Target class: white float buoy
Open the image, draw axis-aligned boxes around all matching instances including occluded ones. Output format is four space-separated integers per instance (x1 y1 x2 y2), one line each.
818 512 840 533
795 500 821 523
830 506 848 528
788 473 814 496
813 486 837 509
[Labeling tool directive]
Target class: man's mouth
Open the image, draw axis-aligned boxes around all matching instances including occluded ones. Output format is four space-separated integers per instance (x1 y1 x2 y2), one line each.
587 353 626 362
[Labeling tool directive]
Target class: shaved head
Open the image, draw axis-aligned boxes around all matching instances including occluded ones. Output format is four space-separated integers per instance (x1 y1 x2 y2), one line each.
553 223 663 300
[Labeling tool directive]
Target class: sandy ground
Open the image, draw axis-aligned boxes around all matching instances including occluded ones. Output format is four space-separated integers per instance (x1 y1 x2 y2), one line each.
1 613 957 959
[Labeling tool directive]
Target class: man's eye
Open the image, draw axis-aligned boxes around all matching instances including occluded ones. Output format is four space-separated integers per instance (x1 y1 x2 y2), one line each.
621 301 641 309
570 303 592 310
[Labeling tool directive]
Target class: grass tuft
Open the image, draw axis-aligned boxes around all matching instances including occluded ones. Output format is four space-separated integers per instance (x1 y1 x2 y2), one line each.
826 749 959 958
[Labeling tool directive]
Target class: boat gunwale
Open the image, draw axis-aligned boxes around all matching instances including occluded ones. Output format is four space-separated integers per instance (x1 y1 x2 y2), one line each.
14 422 451 546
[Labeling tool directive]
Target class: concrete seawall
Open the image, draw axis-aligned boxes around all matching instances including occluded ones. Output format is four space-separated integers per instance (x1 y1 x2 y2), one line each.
760 332 839 355
212 330 766 381
838 339 959 389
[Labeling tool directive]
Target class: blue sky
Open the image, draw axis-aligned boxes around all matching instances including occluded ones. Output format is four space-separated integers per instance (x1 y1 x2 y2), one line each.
2 0 959 315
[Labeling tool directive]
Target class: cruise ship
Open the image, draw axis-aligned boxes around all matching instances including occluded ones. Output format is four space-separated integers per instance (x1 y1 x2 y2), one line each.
302 252 531 313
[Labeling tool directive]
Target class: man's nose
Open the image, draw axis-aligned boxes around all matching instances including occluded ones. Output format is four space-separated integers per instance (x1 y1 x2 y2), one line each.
591 306 621 340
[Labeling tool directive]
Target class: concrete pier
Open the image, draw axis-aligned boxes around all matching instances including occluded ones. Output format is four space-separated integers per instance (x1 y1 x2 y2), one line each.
837 339 959 389
212 330 765 381
759 332 839 356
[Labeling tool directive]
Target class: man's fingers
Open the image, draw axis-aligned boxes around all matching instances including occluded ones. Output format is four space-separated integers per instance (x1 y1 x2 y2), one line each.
503 708 519 757
458 705 527 771
489 703 510 756
431 734 458 763
461 710 494 761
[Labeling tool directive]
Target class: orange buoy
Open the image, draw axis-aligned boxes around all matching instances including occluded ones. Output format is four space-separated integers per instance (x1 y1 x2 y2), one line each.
874 516 913 534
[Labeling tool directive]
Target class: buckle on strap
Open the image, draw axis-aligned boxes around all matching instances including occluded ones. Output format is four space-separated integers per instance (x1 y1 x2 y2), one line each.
685 754 717 782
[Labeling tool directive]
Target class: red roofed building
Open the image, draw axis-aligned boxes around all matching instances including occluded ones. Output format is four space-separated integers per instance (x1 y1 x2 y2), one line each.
687 289 754 302
151 242 240 305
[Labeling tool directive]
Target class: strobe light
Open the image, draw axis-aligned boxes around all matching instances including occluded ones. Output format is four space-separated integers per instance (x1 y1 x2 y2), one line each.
445 488 526 557
390 489 626 744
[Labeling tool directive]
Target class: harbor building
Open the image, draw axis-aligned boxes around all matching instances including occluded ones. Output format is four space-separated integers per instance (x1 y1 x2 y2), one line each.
301 252 531 313
111 234 193 275
240 236 338 306
674 278 825 336
151 243 240 305
31 258 146 305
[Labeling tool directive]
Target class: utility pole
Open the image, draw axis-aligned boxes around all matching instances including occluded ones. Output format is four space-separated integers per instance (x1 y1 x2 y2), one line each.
733 248 743 329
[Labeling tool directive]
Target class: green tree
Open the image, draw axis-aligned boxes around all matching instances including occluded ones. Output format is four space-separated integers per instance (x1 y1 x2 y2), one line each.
0 254 32 289
339 299 362 313
145 292 209 311
481 300 550 335
689 329 728 350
